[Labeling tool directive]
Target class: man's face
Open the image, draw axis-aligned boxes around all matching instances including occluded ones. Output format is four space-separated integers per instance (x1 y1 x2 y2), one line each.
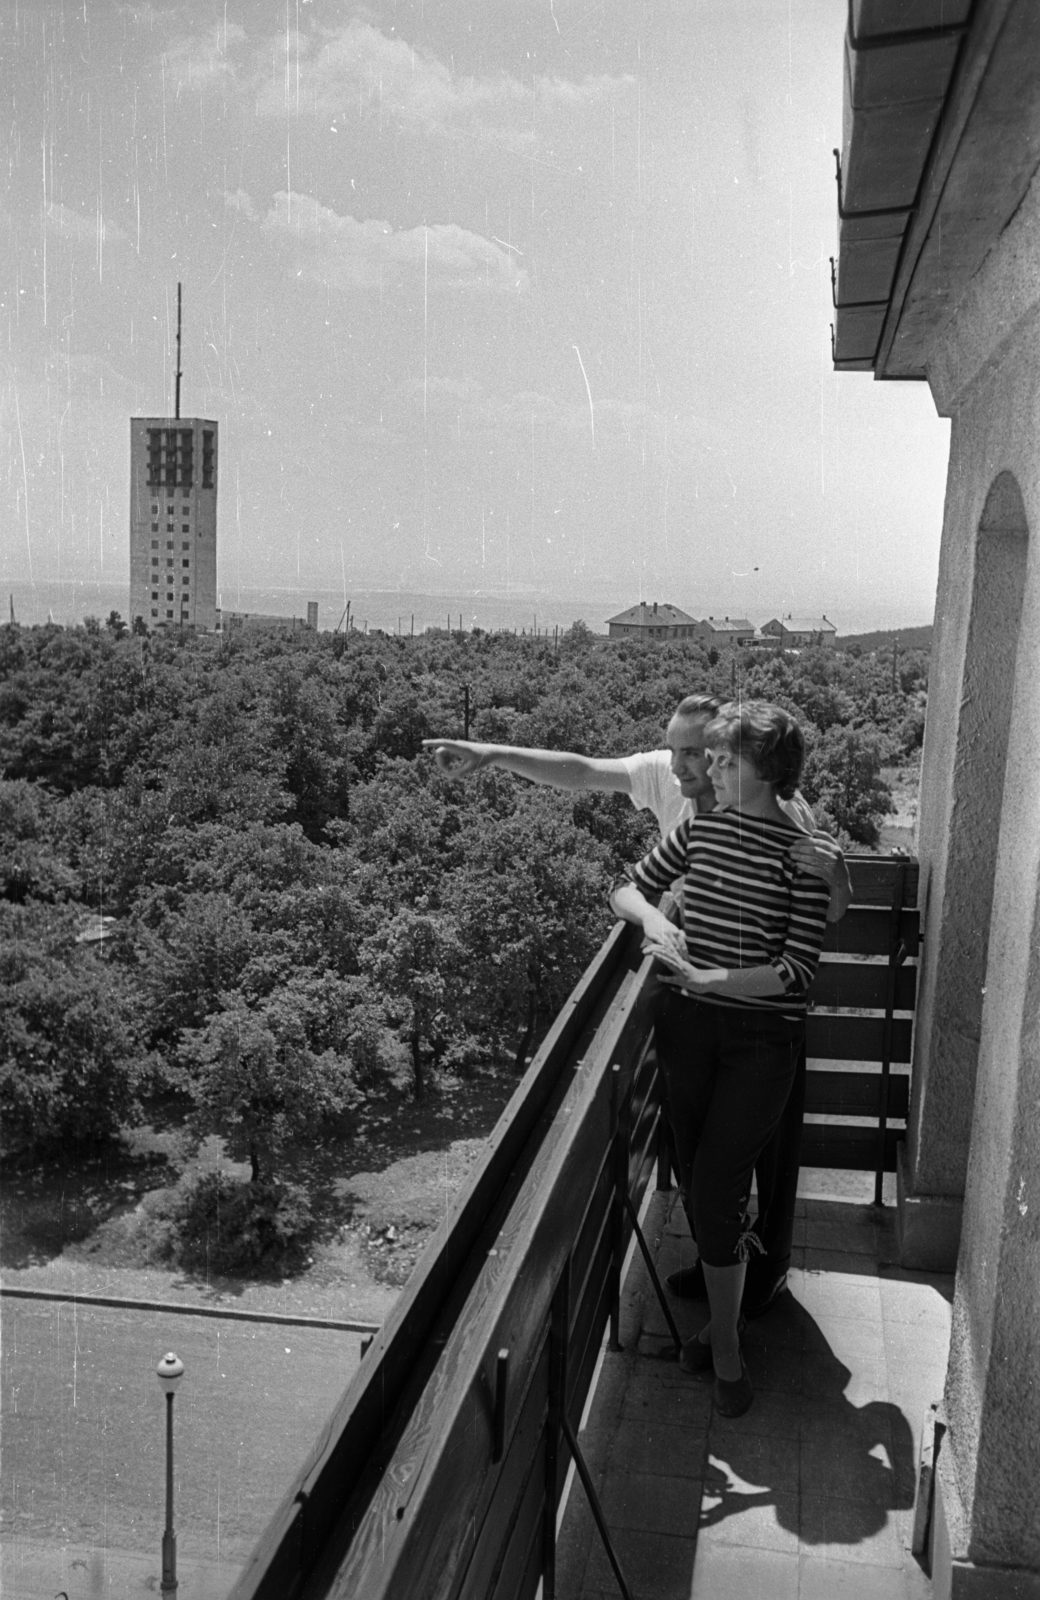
666 714 713 804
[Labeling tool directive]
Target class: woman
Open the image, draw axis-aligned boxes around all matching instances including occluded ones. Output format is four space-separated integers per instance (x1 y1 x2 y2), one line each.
610 700 830 1417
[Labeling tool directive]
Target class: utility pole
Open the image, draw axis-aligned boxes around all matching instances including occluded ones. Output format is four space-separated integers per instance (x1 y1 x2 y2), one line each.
892 634 899 694
463 684 471 739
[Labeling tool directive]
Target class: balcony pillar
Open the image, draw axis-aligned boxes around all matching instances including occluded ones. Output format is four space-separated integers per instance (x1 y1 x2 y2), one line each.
899 459 1028 1271
916 195 1040 1592
930 666 1040 1596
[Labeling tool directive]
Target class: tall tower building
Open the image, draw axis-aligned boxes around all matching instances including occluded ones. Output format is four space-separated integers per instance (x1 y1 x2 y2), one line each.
130 288 218 632
129 417 218 630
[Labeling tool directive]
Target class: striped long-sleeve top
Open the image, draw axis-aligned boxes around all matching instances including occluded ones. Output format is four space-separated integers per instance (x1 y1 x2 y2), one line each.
627 809 831 1016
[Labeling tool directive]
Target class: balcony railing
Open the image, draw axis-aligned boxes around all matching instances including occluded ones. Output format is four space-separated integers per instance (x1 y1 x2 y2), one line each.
231 856 918 1600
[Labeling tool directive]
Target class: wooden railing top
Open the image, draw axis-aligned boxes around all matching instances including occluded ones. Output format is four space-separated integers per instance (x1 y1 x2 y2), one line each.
230 919 647 1600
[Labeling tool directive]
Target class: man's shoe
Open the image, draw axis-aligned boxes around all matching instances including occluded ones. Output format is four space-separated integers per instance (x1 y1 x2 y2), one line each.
713 1356 754 1418
742 1270 788 1320
678 1316 746 1376
678 1332 715 1373
666 1260 707 1298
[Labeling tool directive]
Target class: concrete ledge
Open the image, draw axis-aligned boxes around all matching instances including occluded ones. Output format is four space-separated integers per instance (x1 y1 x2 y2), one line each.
932 1448 1040 1599
897 1142 964 1270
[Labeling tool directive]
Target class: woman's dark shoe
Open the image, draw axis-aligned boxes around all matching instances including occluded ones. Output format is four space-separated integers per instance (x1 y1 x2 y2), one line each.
666 1261 707 1299
678 1317 746 1376
713 1355 754 1418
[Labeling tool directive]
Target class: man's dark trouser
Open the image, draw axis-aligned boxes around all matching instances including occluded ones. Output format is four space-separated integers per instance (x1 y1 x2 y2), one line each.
658 1026 807 1284
749 1042 806 1282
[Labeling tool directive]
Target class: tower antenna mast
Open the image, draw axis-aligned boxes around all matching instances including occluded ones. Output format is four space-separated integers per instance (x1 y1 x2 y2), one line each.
174 282 183 420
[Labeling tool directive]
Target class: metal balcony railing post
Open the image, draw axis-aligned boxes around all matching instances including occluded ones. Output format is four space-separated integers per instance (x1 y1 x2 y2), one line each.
652 1051 675 1192
608 1064 627 1351
544 1255 635 1600
622 1189 683 1355
542 1262 570 1600
875 861 908 1205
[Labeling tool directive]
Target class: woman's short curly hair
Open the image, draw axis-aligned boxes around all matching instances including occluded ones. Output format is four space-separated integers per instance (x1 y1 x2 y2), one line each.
704 700 806 800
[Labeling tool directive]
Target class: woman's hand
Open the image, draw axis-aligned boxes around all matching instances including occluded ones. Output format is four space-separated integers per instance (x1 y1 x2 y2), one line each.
638 907 686 956
654 955 726 993
642 935 722 988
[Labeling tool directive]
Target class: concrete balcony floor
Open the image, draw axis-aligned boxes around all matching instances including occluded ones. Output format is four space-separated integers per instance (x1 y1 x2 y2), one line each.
557 1189 953 1600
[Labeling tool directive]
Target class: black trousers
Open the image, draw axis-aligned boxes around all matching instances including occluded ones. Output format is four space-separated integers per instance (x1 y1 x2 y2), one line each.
653 991 803 1267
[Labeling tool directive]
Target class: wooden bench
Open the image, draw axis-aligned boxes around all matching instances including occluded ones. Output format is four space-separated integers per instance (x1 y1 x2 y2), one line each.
802 854 919 1201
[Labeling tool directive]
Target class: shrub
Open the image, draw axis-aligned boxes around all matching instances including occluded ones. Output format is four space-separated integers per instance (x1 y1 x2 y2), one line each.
0 904 148 1153
801 726 894 846
170 1171 315 1274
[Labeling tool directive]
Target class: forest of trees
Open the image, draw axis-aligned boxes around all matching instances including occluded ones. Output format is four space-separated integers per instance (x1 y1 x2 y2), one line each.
0 615 927 1261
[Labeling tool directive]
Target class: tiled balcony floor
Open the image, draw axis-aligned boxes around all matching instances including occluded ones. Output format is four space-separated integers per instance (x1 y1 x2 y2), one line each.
557 1189 953 1600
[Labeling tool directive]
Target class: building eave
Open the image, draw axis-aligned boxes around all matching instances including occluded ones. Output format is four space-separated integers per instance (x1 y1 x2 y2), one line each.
832 0 1040 383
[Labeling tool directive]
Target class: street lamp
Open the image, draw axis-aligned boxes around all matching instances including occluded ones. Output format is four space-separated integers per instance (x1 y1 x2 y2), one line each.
156 1352 185 1596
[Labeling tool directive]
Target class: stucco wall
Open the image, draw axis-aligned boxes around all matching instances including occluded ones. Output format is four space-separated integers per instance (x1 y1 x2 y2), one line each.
911 466 1029 1198
923 168 1040 1566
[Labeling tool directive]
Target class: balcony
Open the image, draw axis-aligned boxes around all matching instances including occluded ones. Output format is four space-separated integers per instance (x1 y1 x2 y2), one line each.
231 857 950 1600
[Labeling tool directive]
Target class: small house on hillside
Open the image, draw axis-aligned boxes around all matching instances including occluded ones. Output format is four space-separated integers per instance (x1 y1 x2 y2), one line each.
694 615 755 646
605 601 697 640
761 615 837 648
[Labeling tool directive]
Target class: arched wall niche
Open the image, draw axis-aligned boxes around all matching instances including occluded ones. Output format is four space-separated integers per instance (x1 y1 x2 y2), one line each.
937 468 1029 1141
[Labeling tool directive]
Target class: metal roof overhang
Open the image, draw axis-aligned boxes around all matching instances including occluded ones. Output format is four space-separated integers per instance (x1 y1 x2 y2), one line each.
832 0 1040 380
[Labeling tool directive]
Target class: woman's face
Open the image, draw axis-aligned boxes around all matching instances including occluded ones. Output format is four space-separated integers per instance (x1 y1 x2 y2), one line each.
707 746 771 810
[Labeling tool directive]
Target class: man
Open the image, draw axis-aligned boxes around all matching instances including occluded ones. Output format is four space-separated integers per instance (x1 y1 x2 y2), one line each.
424 696 851 1315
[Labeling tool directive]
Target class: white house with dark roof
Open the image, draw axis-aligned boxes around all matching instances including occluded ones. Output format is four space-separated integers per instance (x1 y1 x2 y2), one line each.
693 615 756 646
605 601 697 640
760 615 837 648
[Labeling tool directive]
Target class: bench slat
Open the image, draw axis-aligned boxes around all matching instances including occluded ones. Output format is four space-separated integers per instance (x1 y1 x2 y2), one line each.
805 1069 909 1119
810 962 917 1011
821 906 920 957
801 1124 902 1172
806 1013 913 1063
846 857 919 905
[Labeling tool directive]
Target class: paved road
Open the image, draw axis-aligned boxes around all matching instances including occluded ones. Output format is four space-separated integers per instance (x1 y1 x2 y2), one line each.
1 1300 365 1596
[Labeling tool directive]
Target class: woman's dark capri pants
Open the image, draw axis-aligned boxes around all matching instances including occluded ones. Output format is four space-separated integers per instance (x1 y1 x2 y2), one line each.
653 989 804 1267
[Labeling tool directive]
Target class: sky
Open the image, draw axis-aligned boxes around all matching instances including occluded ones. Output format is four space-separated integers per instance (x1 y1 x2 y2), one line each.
0 0 951 631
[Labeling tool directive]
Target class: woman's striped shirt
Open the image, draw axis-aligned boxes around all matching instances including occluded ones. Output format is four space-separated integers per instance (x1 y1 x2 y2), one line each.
627 809 831 1015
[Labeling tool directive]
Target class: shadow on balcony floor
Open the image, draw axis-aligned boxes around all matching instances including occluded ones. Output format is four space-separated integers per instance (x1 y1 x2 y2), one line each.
557 1190 953 1600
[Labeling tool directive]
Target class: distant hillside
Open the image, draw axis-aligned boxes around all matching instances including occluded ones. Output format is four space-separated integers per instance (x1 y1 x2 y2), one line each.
836 624 932 653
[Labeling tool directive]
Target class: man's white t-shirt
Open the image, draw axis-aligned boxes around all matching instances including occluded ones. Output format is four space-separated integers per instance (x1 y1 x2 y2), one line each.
619 748 817 840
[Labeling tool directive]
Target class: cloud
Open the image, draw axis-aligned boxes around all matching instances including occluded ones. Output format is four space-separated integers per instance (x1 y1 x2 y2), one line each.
259 191 527 293
153 17 632 157
45 202 128 249
224 188 258 222
162 21 245 92
251 21 632 149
